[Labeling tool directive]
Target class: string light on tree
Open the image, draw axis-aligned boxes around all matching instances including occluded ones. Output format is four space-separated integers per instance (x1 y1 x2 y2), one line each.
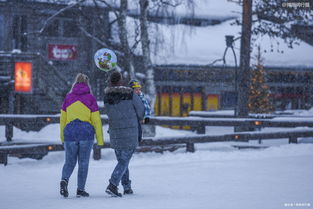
248 46 274 114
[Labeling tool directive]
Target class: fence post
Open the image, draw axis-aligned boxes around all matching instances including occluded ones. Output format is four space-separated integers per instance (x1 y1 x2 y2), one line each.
0 154 8 166
196 125 205 134
93 145 101 160
289 137 298 144
186 142 195 152
5 123 13 142
6 82 15 142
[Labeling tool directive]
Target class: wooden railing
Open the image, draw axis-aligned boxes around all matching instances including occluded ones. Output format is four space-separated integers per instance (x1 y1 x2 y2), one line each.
92 128 313 159
1 114 313 164
1 114 313 140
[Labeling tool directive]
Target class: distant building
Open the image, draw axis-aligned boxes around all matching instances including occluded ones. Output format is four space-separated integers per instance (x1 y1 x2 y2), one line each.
147 1 313 116
0 0 111 114
0 0 313 116
153 65 313 118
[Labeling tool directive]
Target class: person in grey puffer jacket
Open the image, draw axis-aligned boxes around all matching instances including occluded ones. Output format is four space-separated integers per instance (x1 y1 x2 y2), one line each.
103 71 145 197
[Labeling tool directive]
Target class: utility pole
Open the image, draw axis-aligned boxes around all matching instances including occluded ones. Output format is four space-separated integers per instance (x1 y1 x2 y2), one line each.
238 0 252 118
6 80 15 142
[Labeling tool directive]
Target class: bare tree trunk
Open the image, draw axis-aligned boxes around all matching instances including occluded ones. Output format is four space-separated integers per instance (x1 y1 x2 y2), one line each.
118 0 135 79
139 0 156 109
238 0 252 118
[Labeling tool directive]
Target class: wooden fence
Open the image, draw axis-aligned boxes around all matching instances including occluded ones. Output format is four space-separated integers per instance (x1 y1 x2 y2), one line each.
92 128 313 159
1 114 313 164
2 114 313 139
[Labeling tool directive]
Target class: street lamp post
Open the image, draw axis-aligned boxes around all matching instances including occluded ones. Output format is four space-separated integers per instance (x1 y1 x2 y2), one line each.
224 35 238 117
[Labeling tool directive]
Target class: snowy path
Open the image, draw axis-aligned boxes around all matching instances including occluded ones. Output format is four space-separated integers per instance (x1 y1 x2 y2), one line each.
1 144 313 209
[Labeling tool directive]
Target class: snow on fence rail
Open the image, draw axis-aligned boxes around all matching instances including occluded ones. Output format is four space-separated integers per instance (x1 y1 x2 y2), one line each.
2 114 313 141
189 111 313 119
92 128 313 160
188 111 275 119
0 143 64 166
1 114 313 164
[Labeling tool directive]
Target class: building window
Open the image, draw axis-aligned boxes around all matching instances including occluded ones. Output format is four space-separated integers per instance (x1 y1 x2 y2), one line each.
43 18 79 37
44 19 59 37
63 20 80 37
221 91 237 108
12 15 27 51
0 15 3 50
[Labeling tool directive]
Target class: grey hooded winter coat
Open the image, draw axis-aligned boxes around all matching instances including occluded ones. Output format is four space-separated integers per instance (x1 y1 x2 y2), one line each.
103 86 145 150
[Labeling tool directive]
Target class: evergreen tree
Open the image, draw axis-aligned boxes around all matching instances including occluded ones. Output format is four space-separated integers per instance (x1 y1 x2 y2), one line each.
248 46 273 113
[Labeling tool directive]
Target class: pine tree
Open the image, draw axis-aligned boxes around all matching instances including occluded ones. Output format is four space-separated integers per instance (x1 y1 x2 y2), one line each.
248 46 274 113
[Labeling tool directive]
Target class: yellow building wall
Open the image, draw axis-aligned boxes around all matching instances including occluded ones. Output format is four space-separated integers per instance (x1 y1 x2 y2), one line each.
171 93 181 117
207 95 219 111
182 93 192 129
182 93 192 117
160 93 170 116
193 93 202 111
154 94 159 116
171 93 181 129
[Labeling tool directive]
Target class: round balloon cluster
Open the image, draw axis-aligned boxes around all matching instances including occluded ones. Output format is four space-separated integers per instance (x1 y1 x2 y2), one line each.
94 48 117 72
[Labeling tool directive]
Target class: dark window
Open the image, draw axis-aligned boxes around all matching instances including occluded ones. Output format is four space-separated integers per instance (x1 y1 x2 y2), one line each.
12 15 27 51
44 19 59 36
296 87 303 94
0 15 3 50
63 20 80 37
221 91 237 108
286 87 294 94
270 87 276 93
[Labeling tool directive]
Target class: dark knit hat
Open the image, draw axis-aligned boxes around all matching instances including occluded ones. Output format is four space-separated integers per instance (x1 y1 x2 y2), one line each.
110 71 122 86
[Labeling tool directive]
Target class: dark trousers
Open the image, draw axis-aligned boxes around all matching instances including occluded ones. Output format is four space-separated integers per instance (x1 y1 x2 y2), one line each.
109 149 135 190
138 120 142 142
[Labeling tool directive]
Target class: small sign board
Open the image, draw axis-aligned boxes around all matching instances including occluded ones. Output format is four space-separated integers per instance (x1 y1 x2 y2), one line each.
14 62 32 93
48 44 77 60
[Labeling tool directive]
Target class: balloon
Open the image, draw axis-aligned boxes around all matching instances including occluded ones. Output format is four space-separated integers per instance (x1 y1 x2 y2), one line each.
94 48 117 72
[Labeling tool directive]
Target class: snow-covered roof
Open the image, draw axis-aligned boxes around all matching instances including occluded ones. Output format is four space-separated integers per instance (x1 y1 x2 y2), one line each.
151 20 313 67
171 0 241 19
1 0 109 7
109 0 313 68
127 0 240 24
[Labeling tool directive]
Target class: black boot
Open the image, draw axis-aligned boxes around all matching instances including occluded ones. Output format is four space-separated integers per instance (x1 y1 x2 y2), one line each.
60 179 68 198
123 188 134 195
106 183 122 197
76 189 89 197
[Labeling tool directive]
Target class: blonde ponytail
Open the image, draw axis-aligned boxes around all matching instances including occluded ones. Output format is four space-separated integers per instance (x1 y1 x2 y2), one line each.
70 73 92 93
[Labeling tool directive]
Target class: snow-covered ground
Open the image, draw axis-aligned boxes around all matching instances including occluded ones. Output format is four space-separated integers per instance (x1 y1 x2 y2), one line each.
0 141 312 209
1 124 313 209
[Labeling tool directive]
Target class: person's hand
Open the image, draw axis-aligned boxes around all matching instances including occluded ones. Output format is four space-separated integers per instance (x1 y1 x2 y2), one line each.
144 117 150 124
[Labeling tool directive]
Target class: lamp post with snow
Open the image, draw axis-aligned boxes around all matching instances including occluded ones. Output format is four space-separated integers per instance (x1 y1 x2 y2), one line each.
224 35 238 116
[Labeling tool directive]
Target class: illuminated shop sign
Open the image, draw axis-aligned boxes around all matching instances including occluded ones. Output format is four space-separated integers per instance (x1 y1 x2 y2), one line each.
15 62 32 93
48 44 77 60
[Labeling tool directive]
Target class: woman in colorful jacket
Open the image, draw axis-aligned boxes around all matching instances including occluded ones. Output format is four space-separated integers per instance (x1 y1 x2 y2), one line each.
59 73 104 198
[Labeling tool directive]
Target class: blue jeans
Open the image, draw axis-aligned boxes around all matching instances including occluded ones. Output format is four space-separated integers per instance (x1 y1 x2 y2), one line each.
64 119 95 141
61 140 94 190
110 149 135 190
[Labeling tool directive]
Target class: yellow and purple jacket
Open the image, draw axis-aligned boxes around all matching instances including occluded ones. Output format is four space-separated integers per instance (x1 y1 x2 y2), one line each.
60 83 104 145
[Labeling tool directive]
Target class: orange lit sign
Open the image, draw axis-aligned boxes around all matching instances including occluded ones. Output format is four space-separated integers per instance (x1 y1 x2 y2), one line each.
15 62 32 93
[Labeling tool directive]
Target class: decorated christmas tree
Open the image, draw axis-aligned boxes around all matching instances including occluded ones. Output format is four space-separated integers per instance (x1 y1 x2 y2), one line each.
248 46 274 113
